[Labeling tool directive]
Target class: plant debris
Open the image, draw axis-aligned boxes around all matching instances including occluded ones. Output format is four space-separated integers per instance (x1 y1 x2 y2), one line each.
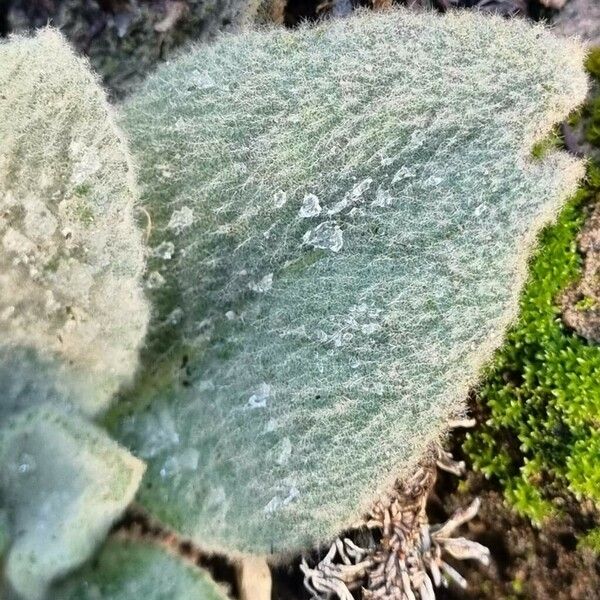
301 437 490 600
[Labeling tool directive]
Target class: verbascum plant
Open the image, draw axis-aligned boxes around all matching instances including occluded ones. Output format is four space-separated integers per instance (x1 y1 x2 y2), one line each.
0 8 590 600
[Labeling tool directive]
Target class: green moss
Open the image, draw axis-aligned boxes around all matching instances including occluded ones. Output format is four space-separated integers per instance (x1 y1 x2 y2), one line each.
574 295 597 311
587 161 600 189
585 95 600 147
464 54 600 522
504 477 555 525
531 127 561 160
567 431 600 501
511 575 525 595
464 184 600 520
582 48 600 148
585 48 600 80
578 528 600 554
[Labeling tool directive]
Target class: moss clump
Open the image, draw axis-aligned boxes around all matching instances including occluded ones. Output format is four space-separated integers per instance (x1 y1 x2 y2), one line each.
531 128 562 160
574 295 598 311
578 528 600 554
464 50 600 523
585 47 600 80
583 48 600 147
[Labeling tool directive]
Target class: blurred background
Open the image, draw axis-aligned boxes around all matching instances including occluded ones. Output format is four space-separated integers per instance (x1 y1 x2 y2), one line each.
0 0 597 99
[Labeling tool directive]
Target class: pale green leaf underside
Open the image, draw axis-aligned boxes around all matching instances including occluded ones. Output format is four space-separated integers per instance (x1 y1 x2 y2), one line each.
0 407 145 600
51 539 228 600
114 9 587 554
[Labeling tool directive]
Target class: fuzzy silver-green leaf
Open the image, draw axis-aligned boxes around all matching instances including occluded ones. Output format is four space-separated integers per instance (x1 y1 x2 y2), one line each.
0 30 149 418
0 407 144 600
114 9 587 555
51 539 227 600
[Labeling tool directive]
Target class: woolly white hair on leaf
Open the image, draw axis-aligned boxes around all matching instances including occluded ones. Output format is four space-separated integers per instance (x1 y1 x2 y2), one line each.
115 9 587 556
0 29 149 418
0 30 149 600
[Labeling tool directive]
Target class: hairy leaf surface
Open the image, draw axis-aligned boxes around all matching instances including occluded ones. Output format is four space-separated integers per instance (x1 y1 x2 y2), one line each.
0 408 144 599
0 30 148 417
114 10 588 555
52 539 228 600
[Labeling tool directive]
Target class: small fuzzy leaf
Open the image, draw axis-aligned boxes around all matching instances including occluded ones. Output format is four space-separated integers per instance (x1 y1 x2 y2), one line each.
113 9 588 556
51 539 228 600
0 29 149 418
0 407 145 600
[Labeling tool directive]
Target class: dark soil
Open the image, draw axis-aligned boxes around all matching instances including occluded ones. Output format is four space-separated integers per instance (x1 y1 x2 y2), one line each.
429 431 600 600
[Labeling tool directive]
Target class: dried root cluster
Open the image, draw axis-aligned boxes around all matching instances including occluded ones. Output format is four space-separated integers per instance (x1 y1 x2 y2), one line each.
302 433 489 599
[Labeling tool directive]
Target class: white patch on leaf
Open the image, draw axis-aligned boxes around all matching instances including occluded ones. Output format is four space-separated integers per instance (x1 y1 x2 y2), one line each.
247 383 271 409
248 273 273 293
299 193 322 218
167 206 194 232
303 221 343 252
